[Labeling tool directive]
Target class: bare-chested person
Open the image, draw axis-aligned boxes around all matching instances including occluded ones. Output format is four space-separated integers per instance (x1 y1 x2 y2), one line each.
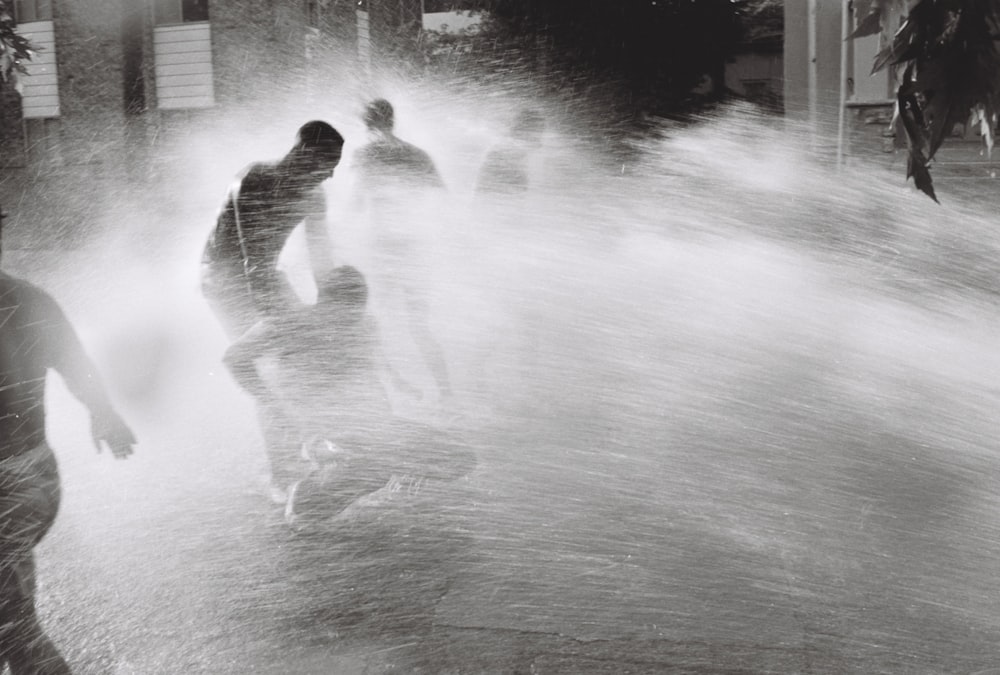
201 120 344 339
0 208 136 674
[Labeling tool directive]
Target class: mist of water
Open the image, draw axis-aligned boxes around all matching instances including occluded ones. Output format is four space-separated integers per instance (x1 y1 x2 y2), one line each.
15 74 1000 670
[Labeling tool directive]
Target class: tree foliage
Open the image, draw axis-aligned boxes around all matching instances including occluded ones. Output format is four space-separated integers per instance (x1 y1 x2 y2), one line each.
494 0 741 112
0 0 32 94
417 0 757 117
734 0 783 43
852 0 1000 201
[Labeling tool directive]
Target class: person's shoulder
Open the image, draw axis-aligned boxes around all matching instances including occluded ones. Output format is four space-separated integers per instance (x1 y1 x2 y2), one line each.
352 142 382 164
396 140 441 181
0 272 28 308
0 273 63 322
398 139 434 163
0 271 47 300
237 161 266 179
239 161 279 189
0 269 22 290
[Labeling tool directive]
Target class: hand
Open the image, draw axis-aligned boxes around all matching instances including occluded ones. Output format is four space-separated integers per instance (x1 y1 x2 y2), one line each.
91 410 137 459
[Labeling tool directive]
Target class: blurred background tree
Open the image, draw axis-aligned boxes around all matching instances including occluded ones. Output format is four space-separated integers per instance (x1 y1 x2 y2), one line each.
0 0 31 94
416 0 780 118
852 0 1000 201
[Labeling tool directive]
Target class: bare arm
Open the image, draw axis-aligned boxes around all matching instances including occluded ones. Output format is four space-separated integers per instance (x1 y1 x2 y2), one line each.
304 188 335 281
40 291 136 458
223 319 281 404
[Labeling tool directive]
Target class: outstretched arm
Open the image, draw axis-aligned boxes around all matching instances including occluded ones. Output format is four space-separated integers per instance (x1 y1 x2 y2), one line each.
39 290 136 458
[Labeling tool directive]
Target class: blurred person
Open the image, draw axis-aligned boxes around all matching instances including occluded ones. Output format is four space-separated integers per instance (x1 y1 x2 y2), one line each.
223 265 472 526
474 108 546 195
464 109 549 398
353 98 444 190
347 98 452 401
0 207 137 675
223 265 403 502
201 120 344 340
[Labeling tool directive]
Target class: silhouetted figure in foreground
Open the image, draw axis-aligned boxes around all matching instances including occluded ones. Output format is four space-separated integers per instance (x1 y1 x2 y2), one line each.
201 120 344 339
0 208 136 674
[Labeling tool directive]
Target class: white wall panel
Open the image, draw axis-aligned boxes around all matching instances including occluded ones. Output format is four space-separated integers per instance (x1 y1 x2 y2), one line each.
154 23 215 109
17 20 60 118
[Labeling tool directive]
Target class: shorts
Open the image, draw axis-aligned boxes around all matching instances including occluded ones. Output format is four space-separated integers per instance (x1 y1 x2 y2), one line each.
200 263 258 340
201 263 301 340
0 443 61 570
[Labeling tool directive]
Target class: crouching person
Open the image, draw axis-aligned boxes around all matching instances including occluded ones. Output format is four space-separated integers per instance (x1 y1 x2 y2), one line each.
224 265 474 528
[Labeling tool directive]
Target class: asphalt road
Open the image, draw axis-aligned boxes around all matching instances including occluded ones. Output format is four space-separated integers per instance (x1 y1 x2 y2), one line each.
27 316 1000 674
7 164 1000 673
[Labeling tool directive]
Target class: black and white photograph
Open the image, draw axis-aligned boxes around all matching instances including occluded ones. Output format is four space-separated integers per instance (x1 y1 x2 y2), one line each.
2 0 1000 672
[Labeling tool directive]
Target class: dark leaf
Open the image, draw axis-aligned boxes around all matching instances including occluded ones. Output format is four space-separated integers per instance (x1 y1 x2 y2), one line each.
897 86 939 201
908 153 939 202
897 85 928 154
848 11 883 40
871 20 922 72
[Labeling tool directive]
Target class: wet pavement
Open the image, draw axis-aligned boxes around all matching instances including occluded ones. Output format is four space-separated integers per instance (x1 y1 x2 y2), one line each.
28 346 1000 673
6 133 1000 673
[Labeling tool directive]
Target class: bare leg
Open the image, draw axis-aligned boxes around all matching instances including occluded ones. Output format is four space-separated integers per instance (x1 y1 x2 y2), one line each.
259 402 308 501
0 555 73 675
0 446 70 675
405 294 452 398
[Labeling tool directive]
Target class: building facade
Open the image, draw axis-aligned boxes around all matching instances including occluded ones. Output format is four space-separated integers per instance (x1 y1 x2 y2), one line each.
783 0 900 164
2 0 375 166
0 0 422 247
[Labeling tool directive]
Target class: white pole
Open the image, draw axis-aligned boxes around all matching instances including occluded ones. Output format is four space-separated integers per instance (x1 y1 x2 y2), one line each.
807 0 818 137
357 5 372 81
837 0 850 169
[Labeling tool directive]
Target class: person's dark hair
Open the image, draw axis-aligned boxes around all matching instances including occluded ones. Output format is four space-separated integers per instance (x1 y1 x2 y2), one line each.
296 120 344 152
317 265 368 308
363 98 395 132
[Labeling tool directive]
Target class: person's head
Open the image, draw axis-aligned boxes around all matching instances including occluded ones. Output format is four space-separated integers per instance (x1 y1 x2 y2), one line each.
363 98 395 133
316 265 368 323
291 120 344 182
